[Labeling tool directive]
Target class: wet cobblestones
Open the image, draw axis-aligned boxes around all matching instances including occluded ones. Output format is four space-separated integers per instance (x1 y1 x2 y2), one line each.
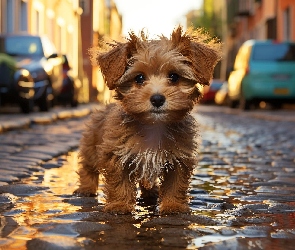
0 104 294 249
0 119 85 186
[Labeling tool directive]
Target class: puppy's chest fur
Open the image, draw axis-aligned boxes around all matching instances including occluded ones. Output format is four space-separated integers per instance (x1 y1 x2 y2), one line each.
137 123 169 151
98 105 198 188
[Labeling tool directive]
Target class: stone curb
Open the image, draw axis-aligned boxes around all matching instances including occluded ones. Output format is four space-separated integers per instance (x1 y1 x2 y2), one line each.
0 103 101 134
1 104 294 134
196 105 295 123
245 112 295 122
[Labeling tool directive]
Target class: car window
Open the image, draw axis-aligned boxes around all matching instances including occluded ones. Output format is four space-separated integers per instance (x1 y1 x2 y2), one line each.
234 45 251 69
3 36 43 56
252 44 295 61
210 82 223 90
40 36 57 58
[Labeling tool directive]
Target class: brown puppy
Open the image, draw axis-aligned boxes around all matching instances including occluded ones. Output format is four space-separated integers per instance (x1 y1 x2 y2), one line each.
74 27 222 214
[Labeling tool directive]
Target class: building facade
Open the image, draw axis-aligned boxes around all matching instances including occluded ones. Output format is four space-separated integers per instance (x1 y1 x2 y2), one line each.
196 0 295 80
0 0 122 103
277 0 295 41
80 0 122 103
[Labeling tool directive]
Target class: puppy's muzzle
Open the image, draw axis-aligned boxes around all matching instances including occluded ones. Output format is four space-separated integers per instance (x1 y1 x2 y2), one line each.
150 94 166 108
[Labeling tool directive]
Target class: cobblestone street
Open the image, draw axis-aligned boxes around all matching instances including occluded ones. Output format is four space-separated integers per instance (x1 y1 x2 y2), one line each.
0 104 295 249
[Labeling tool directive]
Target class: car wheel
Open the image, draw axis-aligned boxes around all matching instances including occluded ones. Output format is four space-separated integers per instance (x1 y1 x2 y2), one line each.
239 94 251 111
223 95 230 106
229 99 239 109
71 98 78 107
20 99 34 113
38 85 53 112
69 88 78 107
271 103 282 110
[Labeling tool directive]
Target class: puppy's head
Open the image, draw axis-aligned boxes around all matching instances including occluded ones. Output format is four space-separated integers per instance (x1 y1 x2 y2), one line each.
90 27 222 124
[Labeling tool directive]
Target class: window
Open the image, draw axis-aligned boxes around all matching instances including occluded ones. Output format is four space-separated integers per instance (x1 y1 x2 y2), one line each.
4 36 43 56
283 7 291 41
252 44 295 61
20 0 28 31
41 36 57 57
6 0 14 33
35 10 40 34
234 45 251 69
79 0 90 15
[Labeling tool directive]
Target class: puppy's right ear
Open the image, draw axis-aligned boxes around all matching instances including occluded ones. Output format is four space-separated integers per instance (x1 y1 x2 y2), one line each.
90 33 140 90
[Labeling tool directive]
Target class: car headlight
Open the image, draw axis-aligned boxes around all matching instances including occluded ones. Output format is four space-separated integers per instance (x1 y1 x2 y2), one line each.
30 68 47 81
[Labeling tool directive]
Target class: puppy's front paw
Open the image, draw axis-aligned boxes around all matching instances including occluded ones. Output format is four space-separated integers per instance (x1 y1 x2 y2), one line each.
73 188 97 197
104 202 134 214
160 202 190 215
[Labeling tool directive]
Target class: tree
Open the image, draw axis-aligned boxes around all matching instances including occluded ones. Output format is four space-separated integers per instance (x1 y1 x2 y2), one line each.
192 0 223 40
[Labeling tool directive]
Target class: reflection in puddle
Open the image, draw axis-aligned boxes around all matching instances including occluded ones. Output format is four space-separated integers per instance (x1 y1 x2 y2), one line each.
13 153 81 223
0 142 295 249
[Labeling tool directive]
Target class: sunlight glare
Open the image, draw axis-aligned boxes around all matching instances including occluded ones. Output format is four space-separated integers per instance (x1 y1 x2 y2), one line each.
114 0 203 37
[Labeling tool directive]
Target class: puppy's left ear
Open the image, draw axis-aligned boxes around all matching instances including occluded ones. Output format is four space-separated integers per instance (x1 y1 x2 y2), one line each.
171 27 222 86
89 33 140 90
89 43 129 90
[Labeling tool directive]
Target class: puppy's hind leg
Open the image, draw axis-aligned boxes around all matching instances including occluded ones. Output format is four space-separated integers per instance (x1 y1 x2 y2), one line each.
139 182 159 206
74 126 100 196
74 163 99 197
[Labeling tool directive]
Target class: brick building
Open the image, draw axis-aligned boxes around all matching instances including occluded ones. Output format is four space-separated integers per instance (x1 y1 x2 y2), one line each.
195 0 295 80
80 0 122 103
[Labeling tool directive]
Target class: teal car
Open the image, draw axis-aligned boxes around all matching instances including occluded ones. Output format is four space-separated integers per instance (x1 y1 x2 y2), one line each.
228 40 295 110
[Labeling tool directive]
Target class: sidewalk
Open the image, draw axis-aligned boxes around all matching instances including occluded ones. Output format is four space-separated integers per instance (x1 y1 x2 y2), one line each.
244 109 295 122
1 104 294 135
0 103 101 133
196 105 295 123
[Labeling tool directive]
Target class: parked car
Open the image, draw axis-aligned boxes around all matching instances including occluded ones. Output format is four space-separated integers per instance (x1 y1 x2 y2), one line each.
57 55 80 107
200 79 223 103
214 81 229 105
0 34 63 111
0 53 35 113
228 40 295 110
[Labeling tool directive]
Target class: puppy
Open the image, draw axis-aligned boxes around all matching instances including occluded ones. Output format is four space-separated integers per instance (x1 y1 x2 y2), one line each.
74 27 222 214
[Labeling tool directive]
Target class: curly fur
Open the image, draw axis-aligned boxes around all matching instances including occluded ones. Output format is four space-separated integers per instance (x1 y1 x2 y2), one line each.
75 27 222 214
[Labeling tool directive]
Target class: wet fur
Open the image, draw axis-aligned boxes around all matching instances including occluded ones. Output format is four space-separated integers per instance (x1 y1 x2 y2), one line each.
74 27 222 214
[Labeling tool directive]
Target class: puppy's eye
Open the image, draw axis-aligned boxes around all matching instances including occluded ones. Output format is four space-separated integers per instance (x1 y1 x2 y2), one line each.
168 73 180 83
134 74 145 85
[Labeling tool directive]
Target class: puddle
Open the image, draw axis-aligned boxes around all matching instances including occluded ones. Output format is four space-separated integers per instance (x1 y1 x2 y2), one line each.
1 144 295 249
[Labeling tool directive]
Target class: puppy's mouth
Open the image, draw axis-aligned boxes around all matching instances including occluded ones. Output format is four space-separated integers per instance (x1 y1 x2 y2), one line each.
150 109 166 114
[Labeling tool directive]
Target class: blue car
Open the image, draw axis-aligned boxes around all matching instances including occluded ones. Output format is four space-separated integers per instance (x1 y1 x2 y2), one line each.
228 40 295 110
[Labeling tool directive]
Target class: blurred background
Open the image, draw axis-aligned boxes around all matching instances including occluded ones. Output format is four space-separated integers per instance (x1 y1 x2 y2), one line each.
0 0 294 106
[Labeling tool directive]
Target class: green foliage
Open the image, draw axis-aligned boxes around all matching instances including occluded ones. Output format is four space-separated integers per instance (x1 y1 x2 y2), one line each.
0 53 16 70
190 0 223 40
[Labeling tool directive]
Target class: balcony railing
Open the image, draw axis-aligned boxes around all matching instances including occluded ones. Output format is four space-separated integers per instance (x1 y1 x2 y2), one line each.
237 0 255 16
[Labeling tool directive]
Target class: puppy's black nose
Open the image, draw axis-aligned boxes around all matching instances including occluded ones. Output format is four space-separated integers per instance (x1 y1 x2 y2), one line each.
150 94 166 108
